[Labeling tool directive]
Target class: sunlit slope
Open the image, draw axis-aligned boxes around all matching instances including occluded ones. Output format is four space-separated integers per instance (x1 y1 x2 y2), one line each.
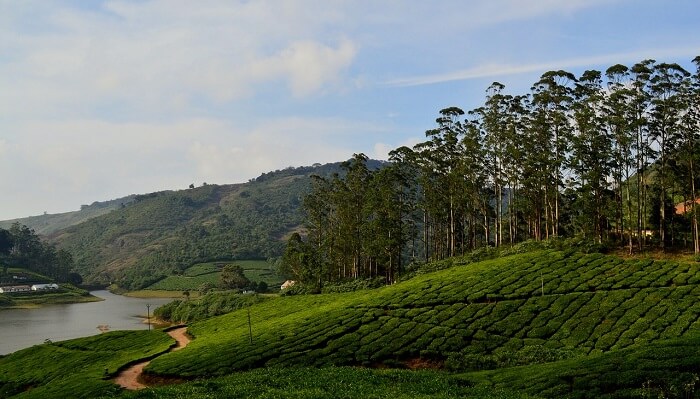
146 250 700 378
0 330 173 398
463 334 700 398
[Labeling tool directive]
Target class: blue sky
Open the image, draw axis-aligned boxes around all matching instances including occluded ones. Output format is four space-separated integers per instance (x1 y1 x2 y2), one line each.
1 0 699 220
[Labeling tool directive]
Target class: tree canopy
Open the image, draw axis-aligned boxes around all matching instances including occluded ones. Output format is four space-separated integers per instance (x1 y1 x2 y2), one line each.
284 57 700 287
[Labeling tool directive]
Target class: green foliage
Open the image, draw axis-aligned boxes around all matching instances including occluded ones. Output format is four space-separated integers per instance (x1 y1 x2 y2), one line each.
320 277 386 293
1 223 76 282
144 250 700 380
146 260 280 292
219 263 250 290
49 163 356 290
120 367 536 399
465 334 700 398
154 291 266 323
0 330 172 398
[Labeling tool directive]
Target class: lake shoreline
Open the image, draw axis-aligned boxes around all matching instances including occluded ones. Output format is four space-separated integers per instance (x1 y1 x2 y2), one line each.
0 291 103 310
0 290 173 355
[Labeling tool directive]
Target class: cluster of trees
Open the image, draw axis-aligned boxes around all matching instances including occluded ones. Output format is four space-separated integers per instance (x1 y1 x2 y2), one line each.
284 57 700 288
0 223 79 283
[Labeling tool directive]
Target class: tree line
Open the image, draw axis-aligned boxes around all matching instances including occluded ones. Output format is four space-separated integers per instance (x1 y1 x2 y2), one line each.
0 222 78 283
283 57 700 289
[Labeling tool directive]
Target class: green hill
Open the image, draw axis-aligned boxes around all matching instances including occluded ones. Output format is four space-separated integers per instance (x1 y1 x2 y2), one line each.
46 162 378 290
3 249 700 398
144 249 700 378
0 196 136 236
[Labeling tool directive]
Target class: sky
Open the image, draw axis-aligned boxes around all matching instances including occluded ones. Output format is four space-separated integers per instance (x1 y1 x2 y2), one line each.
1 0 699 220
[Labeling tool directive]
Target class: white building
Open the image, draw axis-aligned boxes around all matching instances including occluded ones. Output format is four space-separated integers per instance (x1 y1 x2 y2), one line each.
30 283 59 291
0 285 31 293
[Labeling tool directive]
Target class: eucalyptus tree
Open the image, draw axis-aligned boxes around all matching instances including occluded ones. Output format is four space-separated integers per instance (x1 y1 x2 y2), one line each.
302 174 334 281
470 82 511 246
414 107 468 259
675 57 700 253
530 70 577 238
462 112 490 249
629 60 656 250
388 146 423 261
571 70 613 242
365 163 414 282
335 153 373 278
502 94 530 243
648 63 690 248
605 64 637 250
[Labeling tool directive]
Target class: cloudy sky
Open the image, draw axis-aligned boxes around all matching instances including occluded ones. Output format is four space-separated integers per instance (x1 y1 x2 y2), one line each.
1 0 699 220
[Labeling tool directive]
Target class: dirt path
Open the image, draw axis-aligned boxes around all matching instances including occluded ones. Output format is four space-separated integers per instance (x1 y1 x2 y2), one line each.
113 327 191 390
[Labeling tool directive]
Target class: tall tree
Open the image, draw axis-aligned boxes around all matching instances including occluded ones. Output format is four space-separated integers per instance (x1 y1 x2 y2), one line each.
571 70 613 242
676 57 700 253
530 70 577 238
648 63 690 249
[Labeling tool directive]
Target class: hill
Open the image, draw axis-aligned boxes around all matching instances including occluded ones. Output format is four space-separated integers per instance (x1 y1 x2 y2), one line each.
2 248 700 398
46 161 385 289
0 196 136 236
145 249 700 378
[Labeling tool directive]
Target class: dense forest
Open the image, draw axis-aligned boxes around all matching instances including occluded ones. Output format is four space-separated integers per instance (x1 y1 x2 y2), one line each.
45 161 383 289
285 57 700 289
0 223 77 284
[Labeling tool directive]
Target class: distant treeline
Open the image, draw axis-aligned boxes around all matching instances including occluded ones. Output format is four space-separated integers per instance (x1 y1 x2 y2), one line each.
284 57 700 289
0 223 78 283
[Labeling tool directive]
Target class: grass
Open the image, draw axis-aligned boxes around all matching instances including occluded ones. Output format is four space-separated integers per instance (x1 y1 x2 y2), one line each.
462 334 700 398
142 250 700 379
118 367 537 399
0 330 173 398
4 248 700 398
146 260 282 291
0 273 101 309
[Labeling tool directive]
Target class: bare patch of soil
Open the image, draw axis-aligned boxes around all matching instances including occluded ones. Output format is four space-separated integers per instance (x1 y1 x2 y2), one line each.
113 327 191 390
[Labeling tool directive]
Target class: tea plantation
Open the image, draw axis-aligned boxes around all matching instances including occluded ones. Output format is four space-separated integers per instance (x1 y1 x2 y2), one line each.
146 260 281 291
3 249 700 398
145 250 700 379
0 330 174 398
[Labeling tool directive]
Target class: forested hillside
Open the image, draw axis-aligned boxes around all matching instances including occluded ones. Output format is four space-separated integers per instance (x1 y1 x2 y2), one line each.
48 161 384 289
0 196 136 236
283 57 700 291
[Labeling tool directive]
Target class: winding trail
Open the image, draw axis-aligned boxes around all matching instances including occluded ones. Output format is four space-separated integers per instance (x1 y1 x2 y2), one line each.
113 327 191 390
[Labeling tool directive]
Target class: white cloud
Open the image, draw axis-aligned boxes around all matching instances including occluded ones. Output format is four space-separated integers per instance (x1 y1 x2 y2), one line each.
0 1 359 121
384 46 700 87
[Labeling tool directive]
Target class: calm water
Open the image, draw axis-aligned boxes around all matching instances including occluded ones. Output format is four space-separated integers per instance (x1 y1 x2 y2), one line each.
0 290 173 355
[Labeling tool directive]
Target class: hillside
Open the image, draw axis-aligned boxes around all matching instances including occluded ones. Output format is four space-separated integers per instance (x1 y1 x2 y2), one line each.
2 248 700 398
47 161 385 289
0 196 136 236
145 249 700 378
0 267 98 309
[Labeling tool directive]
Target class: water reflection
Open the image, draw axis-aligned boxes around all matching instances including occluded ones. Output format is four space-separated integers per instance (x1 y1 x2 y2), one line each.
0 290 173 355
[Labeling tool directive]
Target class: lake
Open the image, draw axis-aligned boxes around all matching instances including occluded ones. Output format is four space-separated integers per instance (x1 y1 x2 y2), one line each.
0 290 174 355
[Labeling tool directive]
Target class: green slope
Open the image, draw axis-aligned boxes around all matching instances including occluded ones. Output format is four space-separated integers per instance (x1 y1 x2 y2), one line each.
145 250 700 377
3 249 700 398
0 330 173 398
48 162 366 289
0 195 136 235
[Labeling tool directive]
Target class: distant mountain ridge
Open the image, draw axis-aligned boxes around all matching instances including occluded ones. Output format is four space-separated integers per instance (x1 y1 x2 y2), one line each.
21 160 386 289
0 195 137 235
